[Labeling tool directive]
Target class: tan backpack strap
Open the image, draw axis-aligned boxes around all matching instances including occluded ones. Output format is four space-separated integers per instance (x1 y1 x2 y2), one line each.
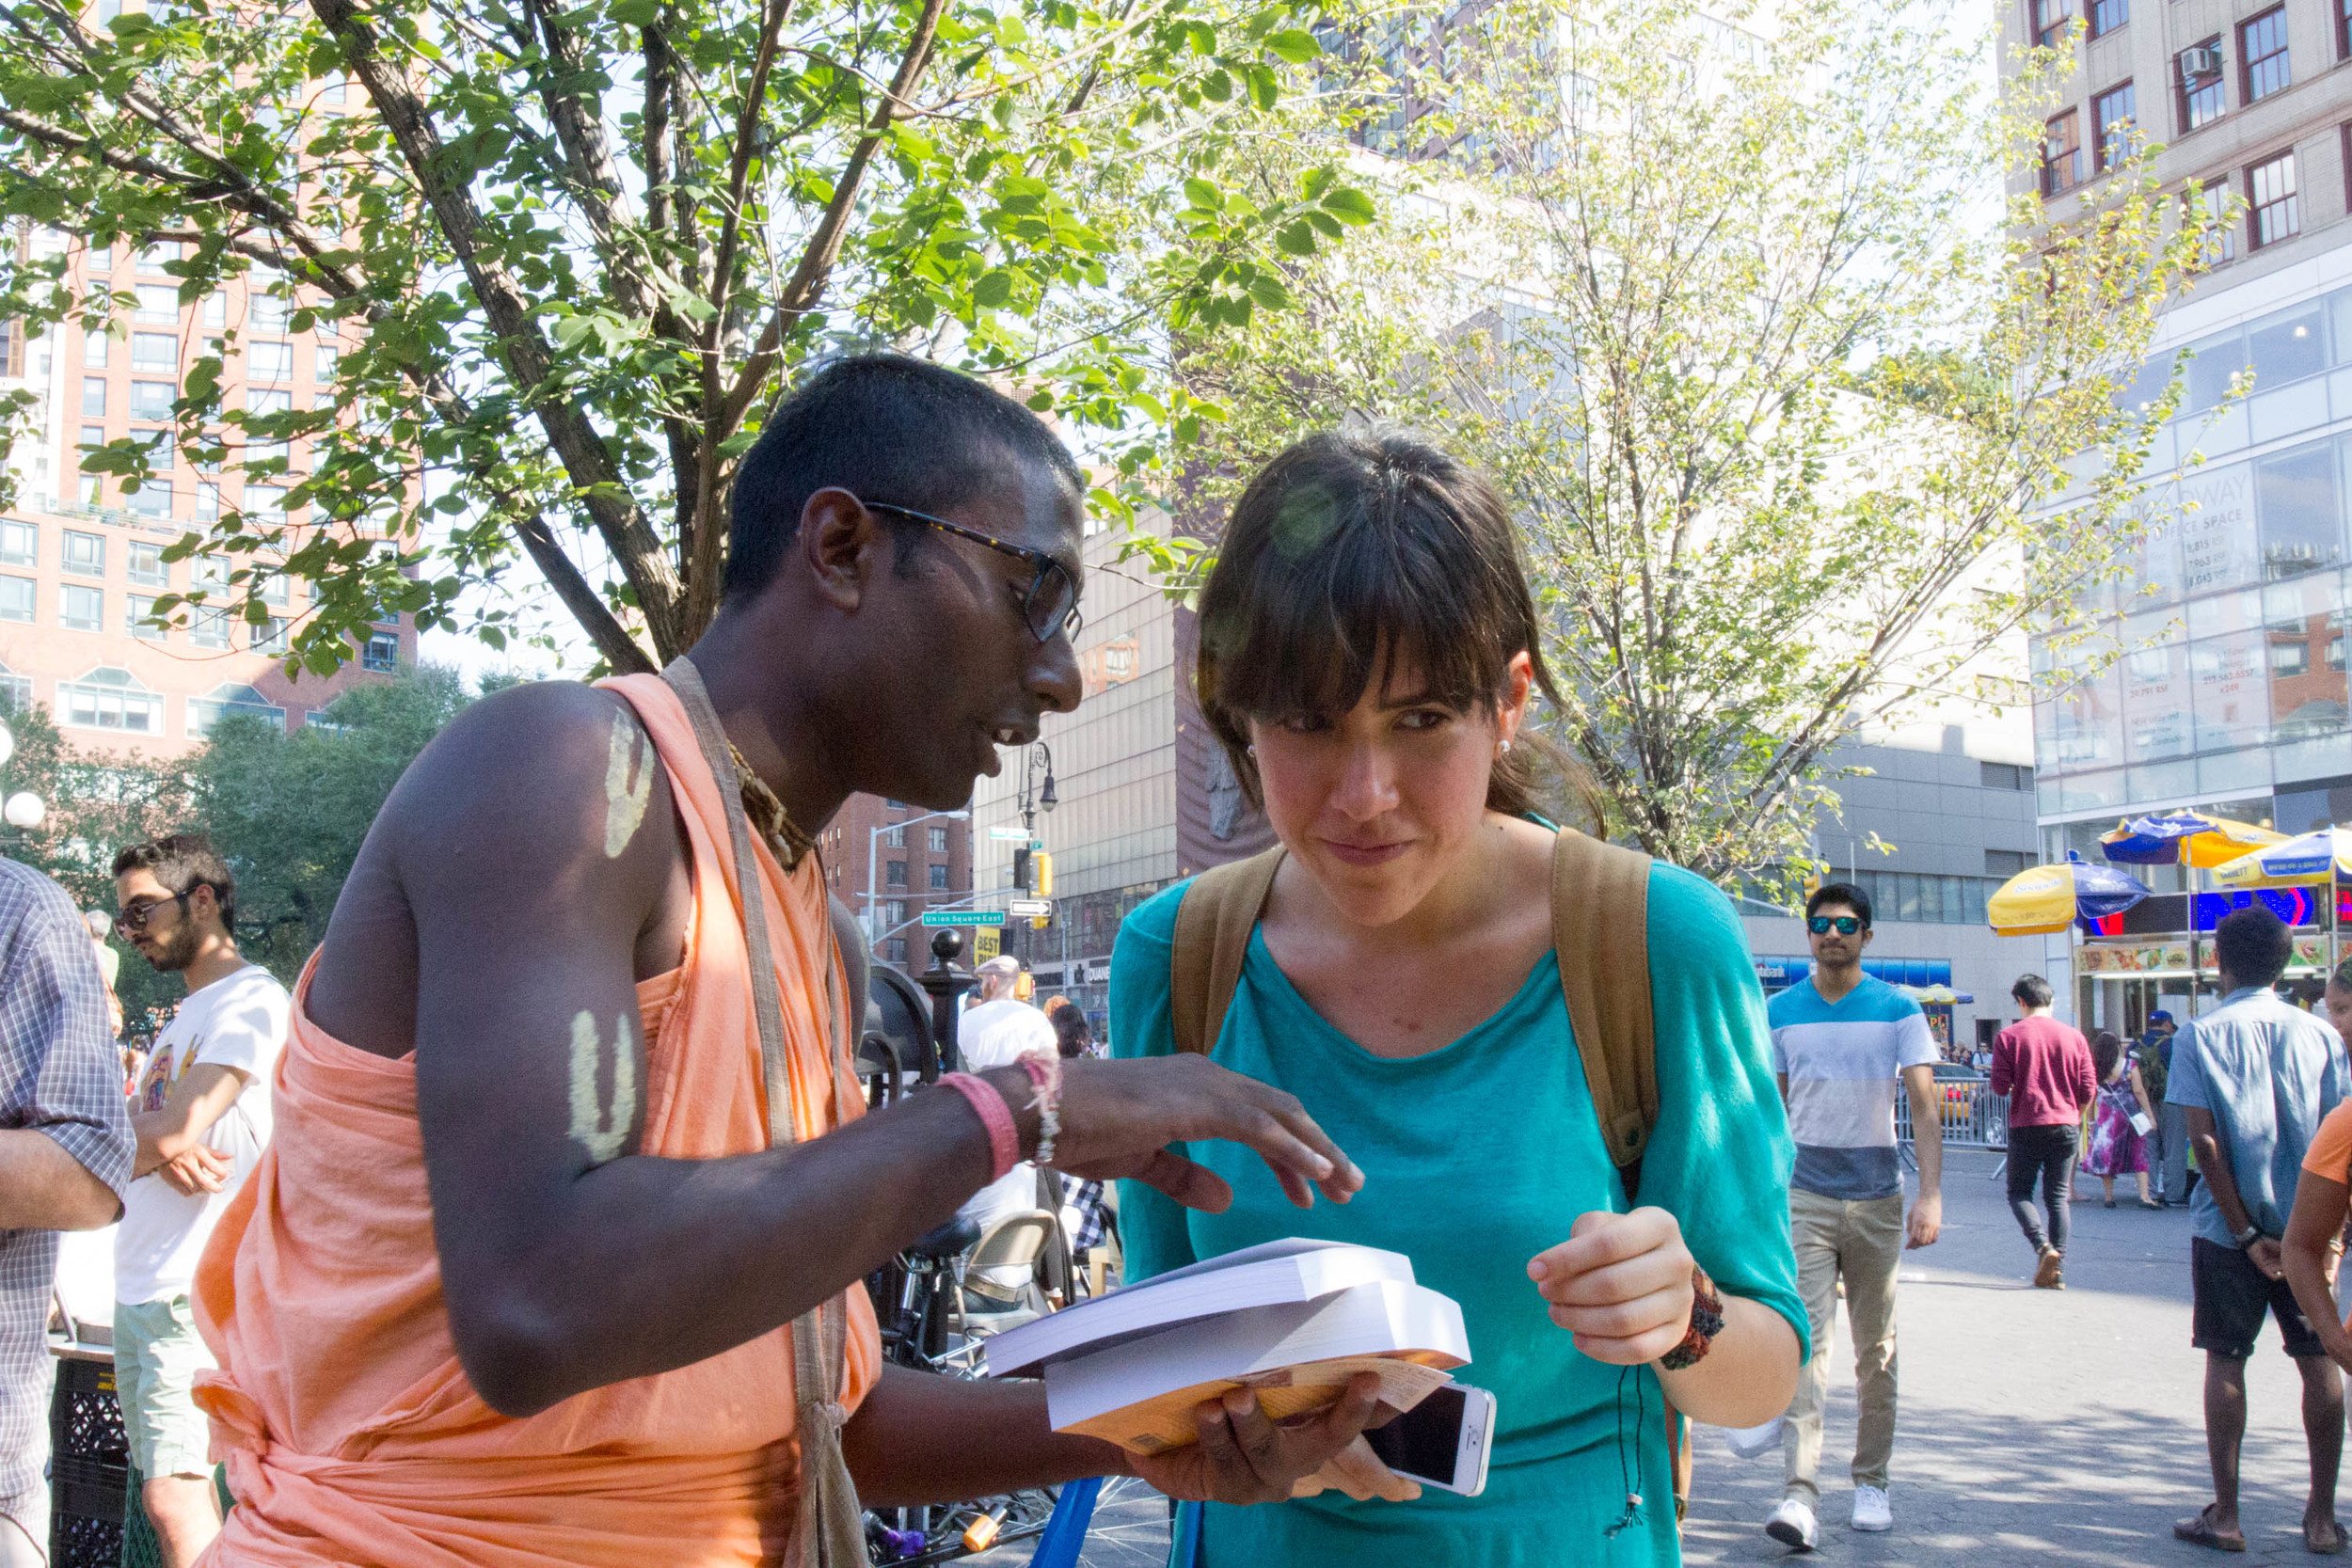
1549 828 1658 1173
1169 848 1286 1056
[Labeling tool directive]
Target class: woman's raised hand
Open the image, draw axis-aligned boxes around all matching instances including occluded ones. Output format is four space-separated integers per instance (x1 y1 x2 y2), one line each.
1028 1055 1365 1212
1527 1208 1697 1365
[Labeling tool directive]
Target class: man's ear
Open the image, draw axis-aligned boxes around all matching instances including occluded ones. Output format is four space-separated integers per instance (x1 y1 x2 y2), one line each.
798 488 891 614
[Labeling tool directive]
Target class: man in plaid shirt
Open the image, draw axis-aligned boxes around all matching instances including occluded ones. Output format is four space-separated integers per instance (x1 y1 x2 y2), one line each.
0 858 135 1564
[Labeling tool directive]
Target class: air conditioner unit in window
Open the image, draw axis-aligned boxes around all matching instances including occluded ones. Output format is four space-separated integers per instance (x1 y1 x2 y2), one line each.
2180 44 2223 80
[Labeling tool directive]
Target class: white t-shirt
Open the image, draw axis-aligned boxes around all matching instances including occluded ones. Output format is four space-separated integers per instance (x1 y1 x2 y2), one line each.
955 997 1059 1283
115 963 290 1305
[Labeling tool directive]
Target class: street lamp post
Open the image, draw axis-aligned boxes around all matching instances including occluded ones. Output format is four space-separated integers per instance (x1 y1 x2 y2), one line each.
865 807 971 947
0 720 44 848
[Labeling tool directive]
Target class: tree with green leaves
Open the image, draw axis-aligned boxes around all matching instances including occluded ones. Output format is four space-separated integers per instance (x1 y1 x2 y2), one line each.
1157 0 2220 892
0 0 1376 671
186 663 471 976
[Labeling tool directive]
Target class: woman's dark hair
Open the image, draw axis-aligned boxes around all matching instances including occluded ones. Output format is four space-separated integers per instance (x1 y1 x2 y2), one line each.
1195 428 1585 822
2091 1029 2123 1083
1044 996 1092 1059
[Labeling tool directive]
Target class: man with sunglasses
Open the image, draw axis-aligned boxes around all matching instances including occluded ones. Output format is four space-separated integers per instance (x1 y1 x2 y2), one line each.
1761 881 1943 1550
108 832 288 1568
186 354 1382 1568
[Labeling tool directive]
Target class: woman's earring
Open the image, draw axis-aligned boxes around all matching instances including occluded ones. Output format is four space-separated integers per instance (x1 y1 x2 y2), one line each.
1499 737 1513 756
1246 744 1257 757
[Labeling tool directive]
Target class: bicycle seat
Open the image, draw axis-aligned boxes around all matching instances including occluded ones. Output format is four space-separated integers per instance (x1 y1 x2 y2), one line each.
903 1215 981 1262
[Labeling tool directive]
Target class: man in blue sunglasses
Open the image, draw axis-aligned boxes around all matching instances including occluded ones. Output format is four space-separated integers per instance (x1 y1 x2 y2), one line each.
1761 882 1943 1550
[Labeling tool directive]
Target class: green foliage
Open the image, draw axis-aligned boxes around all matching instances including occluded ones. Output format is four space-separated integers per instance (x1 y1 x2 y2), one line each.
186 665 472 979
1152 0 2217 893
0 0 1375 673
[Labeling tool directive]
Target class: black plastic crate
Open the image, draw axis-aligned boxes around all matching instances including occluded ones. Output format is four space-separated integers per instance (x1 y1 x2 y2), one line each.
49 1358 128 1465
47 1507 121 1568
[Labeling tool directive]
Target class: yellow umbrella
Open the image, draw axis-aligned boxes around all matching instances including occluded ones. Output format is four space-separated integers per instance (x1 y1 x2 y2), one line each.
1988 854 2153 936
2100 812 2286 869
2209 829 2352 889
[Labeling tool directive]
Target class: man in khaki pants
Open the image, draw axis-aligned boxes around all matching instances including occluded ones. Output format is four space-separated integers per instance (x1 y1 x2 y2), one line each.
1762 883 1944 1550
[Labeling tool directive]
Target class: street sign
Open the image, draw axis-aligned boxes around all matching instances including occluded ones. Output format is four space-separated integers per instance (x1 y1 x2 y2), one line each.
921 910 1005 927
987 826 1029 841
1008 899 1053 919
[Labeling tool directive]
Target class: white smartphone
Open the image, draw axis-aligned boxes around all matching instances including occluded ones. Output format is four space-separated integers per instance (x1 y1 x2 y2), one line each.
1364 1381 1495 1497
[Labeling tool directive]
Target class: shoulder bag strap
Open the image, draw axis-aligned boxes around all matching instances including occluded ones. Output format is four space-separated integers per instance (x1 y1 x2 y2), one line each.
1549 826 1659 1180
660 656 865 1568
1169 847 1286 1055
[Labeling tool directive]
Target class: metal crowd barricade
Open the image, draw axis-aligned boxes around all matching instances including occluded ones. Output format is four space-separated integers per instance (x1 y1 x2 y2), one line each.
1894 1078 2009 1163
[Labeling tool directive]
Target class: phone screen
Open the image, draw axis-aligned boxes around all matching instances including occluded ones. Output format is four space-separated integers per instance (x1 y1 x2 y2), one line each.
1365 1384 1470 1485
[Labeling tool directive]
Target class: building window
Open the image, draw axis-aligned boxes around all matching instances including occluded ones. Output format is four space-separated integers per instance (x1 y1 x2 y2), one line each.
0 577 32 624
135 243 178 275
196 482 219 523
2241 8 2289 103
201 292 225 329
2178 39 2226 132
186 683 285 737
0 665 29 713
2273 638 2312 676
192 553 230 594
2190 179 2237 266
247 341 292 383
1980 760 2032 790
80 376 105 417
2031 0 2072 49
2332 634 2347 672
882 825 905 847
2093 82 2137 169
134 284 177 324
82 329 106 369
246 485 287 526
85 245 110 275
126 594 165 641
2088 0 2125 38
128 380 174 420
882 899 906 929
1986 849 2030 877
76 474 99 506
126 483 170 518
2042 109 2083 196
59 584 103 632
0 521 33 568
61 530 103 578
314 343 339 381
127 540 166 586
929 863 950 891
77 425 104 467
131 332 176 370
885 860 908 889
2249 150 2299 248
928 826 949 852
59 668 164 735
362 632 398 673
253 617 288 656
886 939 908 962
189 606 230 648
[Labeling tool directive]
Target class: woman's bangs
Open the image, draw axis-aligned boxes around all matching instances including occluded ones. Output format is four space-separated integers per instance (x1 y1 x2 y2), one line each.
1213 521 1502 724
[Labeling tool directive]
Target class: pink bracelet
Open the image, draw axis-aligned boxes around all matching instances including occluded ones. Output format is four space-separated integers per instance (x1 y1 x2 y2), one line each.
938 1072 1019 1181
1017 1053 1063 1165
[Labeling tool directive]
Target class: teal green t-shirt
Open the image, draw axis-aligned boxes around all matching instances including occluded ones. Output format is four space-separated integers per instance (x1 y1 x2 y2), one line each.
1110 860 1805 1568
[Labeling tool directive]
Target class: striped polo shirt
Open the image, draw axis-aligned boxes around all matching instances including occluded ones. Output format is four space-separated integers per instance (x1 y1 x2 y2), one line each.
1768 974 1939 1201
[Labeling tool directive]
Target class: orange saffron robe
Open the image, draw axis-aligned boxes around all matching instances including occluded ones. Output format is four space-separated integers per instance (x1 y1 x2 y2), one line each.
190 673 881 1567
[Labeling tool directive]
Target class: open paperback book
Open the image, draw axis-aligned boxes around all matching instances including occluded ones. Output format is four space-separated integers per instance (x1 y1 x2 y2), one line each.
981 1240 1470 1457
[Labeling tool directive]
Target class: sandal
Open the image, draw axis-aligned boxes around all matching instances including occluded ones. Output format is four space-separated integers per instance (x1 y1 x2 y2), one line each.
2175 1505 2247 1553
2104 1198 2117 1209
2139 1198 2166 1211
2309 1516 2347 1556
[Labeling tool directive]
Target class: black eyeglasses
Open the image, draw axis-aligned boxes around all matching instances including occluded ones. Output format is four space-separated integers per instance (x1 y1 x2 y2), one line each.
116 891 189 933
1807 915 1863 936
864 501 1083 644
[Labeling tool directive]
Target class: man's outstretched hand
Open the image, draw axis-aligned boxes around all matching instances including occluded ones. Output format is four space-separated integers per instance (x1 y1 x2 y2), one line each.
1039 1055 1364 1212
1129 1374 1401 1505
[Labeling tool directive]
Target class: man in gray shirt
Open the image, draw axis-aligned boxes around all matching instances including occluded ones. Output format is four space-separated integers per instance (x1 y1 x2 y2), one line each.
0 859 135 1565
2168 906 2351 1555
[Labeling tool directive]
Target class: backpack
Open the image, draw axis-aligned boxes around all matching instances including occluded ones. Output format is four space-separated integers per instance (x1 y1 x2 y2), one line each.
1167 827 1695 1523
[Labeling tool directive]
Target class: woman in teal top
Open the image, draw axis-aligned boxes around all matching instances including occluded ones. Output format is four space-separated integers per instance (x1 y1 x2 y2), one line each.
1111 429 1805 1566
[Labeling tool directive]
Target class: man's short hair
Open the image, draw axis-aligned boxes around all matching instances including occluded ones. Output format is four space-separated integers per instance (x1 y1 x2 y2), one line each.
2216 906 2293 989
112 832 235 933
2011 974 2054 1008
723 354 1085 604
2332 960 2352 994
1805 881 1871 927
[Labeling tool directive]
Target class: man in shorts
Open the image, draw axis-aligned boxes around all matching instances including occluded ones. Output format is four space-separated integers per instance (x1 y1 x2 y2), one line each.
111 834 290 1567
2169 906 2351 1555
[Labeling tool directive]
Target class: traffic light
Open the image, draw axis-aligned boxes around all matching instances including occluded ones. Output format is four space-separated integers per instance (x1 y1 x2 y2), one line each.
1012 847 1032 893
1034 852 1053 899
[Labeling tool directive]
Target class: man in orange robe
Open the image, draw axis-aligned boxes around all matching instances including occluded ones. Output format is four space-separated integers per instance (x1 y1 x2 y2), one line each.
192 356 1382 1566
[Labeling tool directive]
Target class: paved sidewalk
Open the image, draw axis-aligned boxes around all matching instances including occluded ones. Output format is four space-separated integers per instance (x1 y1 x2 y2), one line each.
1687 1148 2336 1565
984 1148 2349 1565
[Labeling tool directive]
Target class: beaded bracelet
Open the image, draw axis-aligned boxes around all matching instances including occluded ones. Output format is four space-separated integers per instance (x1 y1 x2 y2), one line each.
1016 1052 1063 1166
937 1071 1019 1181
